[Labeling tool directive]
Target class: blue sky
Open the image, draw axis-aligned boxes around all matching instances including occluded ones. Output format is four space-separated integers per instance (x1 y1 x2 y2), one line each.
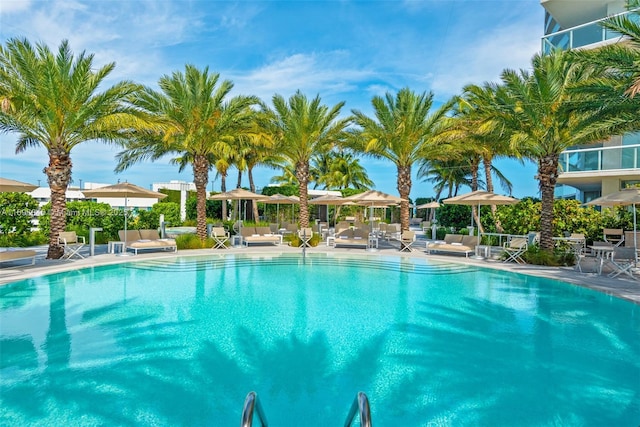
0 0 544 199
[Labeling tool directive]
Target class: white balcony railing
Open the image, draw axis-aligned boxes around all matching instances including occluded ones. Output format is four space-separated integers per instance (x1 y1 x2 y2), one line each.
541 9 637 54
559 144 640 173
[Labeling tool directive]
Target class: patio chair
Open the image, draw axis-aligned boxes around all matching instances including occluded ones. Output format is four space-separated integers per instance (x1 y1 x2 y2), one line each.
211 227 230 249
603 228 624 247
399 230 416 252
58 231 86 259
503 236 528 264
609 247 637 280
298 227 313 248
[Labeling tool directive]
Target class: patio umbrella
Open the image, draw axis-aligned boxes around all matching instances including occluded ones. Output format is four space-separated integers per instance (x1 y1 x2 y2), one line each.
416 201 441 239
308 194 344 227
585 188 640 259
443 190 519 256
0 177 38 193
343 190 405 226
82 182 167 256
261 194 299 228
209 188 268 238
343 190 405 250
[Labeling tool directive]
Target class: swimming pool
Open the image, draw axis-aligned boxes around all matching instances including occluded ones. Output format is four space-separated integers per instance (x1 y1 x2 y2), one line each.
1 253 638 426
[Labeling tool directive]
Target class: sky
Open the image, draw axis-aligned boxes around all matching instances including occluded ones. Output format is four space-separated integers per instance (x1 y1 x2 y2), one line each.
0 0 544 200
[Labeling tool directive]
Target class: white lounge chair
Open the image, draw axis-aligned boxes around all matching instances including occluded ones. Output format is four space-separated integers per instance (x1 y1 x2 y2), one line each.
399 230 416 252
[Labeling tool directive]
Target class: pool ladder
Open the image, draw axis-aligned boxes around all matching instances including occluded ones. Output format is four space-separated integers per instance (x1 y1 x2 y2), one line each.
240 391 372 427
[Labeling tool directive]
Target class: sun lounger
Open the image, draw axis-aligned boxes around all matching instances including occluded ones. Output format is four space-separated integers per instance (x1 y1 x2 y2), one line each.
240 227 282 246
118 229 177 255
426 234 477 257
334 228 369 249
0 249 37 265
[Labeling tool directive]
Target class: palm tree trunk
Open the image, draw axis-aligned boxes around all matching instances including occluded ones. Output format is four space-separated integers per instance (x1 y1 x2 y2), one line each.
221 173 227 220
236 170 242 189
296 161 310 228
397 165 412 231
483 154 504 232
193 155 210 240
470 157 482 233
538 154 559 251
248 166 260 221
45 150 72 259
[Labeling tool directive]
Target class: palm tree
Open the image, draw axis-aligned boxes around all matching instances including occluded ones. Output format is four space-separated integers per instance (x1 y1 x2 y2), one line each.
116 65 258 240
0 38 154 259
350 88 456 231
312 151 373 190
569 3 640 137
263 91 350 227
457 83 515 231
417 158 474 199
497 50 603 251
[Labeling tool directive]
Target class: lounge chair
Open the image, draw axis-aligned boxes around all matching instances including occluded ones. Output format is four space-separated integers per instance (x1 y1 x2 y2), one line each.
399 230 416 252
211 227 230 249
118 229 177 255
0 249 37 266
609 247 637 280
58 231 86 259
503 236 528 264
334 228 369 249
426 234 477 257
240 227 282 246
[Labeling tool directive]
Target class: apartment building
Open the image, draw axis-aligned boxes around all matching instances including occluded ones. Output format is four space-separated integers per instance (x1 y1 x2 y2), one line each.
541 0 640 202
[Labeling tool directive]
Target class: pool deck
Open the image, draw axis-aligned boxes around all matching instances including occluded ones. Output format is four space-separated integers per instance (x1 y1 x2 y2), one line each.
1 240 639 305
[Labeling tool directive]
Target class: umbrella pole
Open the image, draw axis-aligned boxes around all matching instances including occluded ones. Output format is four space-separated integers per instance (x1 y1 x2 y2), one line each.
117 195 133 257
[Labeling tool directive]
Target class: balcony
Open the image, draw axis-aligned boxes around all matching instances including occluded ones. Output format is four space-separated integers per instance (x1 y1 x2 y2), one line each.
560 143 640 173
541 10 635 54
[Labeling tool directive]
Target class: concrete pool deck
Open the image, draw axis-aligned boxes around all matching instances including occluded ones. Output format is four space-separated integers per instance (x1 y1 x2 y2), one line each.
1 241 639 305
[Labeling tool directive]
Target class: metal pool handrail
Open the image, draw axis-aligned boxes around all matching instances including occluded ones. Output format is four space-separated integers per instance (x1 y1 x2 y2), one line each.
344 392 372 427
240 391 269 427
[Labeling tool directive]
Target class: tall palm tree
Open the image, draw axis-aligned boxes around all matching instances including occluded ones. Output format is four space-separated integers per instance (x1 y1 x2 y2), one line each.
497 50 603 251
263 91 350 227
457 83 515 231
116 65 258 240
350 88 456 231
0 38 154 259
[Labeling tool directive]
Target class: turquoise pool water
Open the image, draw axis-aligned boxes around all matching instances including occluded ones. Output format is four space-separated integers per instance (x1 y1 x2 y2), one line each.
1 254 638 426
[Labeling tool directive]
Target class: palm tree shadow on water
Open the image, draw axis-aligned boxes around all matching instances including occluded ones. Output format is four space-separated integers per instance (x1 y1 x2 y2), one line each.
385 289 640 426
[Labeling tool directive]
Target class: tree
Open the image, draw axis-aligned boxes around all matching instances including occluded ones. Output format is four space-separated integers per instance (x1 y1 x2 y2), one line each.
313 151 374 190
0 38 154 258
263 91 350 227
350 88 456 231
0 192 39 236
497 50 603 251
116 65 258 239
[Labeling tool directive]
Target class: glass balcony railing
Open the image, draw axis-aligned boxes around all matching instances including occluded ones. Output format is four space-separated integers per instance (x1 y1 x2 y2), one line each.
541 10 636 54
559 144 640 173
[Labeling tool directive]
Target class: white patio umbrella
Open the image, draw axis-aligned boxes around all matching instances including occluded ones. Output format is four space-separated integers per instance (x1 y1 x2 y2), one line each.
209 188 268 239
0 177 38 193
308 194 344 228
82 182 167 256
585 188 640 260
416 201 441 239
443 190 519 257
261 194 299 227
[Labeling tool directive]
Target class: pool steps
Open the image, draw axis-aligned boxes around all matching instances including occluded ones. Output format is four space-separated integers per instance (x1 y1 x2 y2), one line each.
127 255 473 276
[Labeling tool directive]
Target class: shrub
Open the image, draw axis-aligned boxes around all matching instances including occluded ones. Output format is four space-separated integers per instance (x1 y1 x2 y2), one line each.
0 192 39 236
521 245 575 267
175 234 215 249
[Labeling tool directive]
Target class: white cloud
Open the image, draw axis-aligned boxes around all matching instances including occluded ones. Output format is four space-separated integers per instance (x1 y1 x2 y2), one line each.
0 0 32 15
